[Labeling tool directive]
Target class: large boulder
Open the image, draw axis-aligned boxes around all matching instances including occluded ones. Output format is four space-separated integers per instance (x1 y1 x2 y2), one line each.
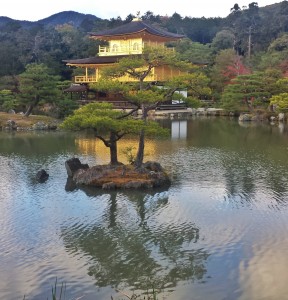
65 158 89 177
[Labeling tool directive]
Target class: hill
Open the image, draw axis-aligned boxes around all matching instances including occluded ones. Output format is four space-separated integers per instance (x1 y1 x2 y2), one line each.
0 11 101 28
37 11 100 27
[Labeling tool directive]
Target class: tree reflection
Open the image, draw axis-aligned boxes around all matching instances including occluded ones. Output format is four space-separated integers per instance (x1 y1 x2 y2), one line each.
60 188 208 290
222 156 256 204
222 152 288 208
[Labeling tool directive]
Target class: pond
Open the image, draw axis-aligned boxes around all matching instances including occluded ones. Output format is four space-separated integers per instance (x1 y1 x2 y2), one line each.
1 117 288 300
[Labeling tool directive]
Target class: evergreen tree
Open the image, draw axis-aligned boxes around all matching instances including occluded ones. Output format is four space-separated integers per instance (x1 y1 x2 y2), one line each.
61 102 166 165
18 63 61 116
98 46 200 167
221 71 280 111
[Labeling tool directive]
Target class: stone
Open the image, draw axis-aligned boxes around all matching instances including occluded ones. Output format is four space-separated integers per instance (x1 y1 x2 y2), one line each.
65 158 89 177
6 119 17 130
102 182 117 190
278 113 285 122
239 114 252 122
48 123 58 130
36 169 49 182
32 121 48 130
65 177 77 192
142 161 163 172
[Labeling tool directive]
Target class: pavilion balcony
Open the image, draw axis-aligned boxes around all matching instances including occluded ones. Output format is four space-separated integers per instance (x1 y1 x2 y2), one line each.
74 73 158 83
98 44 174 57
98 45 144 56
74 75 98 83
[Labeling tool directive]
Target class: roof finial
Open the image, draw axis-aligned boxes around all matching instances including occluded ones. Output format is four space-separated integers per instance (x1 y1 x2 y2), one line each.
132 11 141 22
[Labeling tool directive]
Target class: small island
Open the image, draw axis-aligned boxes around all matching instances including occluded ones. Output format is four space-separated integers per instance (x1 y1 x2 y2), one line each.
65 157 170 190
61 102 171 190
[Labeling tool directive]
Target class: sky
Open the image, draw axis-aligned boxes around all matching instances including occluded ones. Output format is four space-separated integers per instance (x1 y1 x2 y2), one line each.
1 0 282 21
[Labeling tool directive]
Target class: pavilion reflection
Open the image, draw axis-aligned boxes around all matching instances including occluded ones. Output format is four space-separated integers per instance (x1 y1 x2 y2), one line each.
75 137 157 164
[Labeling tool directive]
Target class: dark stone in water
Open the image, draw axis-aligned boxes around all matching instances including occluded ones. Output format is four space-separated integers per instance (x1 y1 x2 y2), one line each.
36 169 49 183
65 157 89 177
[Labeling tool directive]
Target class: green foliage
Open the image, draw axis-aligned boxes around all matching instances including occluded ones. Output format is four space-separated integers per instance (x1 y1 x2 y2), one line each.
0 89 13 105
270 93 288 112
127 89 164 106
91 79 130 94
63 102 166 166
268 33 288 52
276 78 288 93
0 89 19 112
185 96 202 108
61 102 169 165
52 96 79 118
211 30 235 52
62 102 167 137
221 71 281 111
17 63 62 116
121 146 136 164
2 99 19 112
51 278 66 300
165 73 211 102
171 39 213 64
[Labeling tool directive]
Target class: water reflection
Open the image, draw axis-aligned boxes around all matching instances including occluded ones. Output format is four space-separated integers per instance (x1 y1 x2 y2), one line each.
2 118 288 299
171 120 187 139
60 189 208 291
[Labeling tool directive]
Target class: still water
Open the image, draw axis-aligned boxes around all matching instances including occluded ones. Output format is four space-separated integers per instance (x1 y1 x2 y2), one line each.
1 117 288 300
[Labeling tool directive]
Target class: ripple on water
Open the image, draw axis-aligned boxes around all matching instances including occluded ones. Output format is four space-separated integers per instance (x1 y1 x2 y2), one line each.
2 125 288 300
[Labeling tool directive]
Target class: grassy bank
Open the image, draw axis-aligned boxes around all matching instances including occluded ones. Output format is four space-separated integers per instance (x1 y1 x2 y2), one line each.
0 112 59 129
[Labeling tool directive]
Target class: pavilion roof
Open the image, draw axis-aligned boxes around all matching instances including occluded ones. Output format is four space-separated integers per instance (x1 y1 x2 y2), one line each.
63 55 132 65
63 84 88 92
89 19 184 40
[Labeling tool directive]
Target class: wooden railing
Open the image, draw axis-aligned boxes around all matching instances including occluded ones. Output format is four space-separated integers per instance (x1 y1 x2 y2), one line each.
99 45 143 56
74 76 98 83
74 73 157 83
98 44 175 56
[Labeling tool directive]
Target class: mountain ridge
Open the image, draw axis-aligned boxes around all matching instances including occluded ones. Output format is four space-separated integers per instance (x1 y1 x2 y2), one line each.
0 11 101 28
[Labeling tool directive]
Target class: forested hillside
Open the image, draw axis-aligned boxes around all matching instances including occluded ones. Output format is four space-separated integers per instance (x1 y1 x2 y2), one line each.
1 1 288 115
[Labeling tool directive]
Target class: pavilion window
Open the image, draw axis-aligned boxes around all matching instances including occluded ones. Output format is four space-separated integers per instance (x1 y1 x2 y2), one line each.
133 42 139 51
112 44 118 52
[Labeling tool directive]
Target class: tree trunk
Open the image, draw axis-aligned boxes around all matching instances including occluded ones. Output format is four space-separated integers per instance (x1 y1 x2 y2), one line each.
109 132 119 165
25 96 39 117
247 26 252 59
134 129 145 168
24 104 34 117
134 105 147 168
